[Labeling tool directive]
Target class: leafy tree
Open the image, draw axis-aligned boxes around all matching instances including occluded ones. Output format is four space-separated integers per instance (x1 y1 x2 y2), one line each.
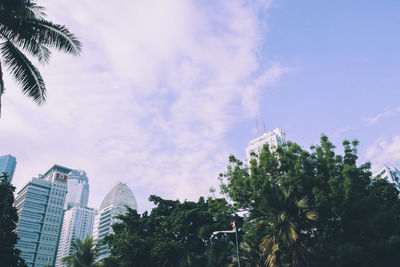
220 136 400 267
0 0 81 115
104 195 242 267
61 236 98 267
229 242 265 267
257 186 317 267
0 172 27 267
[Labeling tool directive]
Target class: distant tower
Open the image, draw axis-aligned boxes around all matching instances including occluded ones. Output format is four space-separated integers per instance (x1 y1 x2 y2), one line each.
15 165 71 267
246 128 286 163
93 182 138 261
56 169 94 267
374 164 400 191
55 206 97 267
0 154 17 182
64 170 89 210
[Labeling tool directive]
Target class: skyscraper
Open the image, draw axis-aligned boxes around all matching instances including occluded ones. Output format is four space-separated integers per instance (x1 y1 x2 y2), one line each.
246 128 286 163
64 170 89 210
55 206 97 267
14 165 71 267
0 154 17 182
93 182 138 261
374 164 400 191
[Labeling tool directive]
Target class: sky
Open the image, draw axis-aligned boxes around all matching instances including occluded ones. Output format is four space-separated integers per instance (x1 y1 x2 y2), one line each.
0 0 399 213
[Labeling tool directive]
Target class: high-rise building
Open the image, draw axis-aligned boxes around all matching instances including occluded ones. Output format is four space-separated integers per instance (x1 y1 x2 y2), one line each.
93 182 138 261
374 164 400 191
55 206 97 267
0 154 17 182
246 128 286 163
64 170 89 210
14 165 71 267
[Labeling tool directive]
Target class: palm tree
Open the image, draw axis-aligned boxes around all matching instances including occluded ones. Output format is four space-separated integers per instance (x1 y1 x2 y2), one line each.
257 186 318 267
62 236 98 267
230 242 266 267
0 0 81 116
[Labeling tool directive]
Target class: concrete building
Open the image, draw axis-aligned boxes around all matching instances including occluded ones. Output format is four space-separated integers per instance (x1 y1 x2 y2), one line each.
246 128 286 163
64 170 89 210
0 154 17 182
55 206 97 267
374 164 400 191
93 182 138 261
14 165 71 267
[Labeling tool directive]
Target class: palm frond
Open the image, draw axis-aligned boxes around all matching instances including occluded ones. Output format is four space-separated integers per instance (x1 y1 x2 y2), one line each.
26 2 47 19
0 17 81 56
61 255 75 265
26 18 82 55
296 198 308 209
260 235 275 252
0 60 4 95
0 60 4 117
0 25 52 64
305 210 318 221
0 41 46 104
265 242 279 267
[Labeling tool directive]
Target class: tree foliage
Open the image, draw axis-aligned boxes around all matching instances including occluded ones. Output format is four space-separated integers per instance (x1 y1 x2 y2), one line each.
0 0 81 115
104 195 242 267
0 172 27 267
61 236 98 267
219 136 400 267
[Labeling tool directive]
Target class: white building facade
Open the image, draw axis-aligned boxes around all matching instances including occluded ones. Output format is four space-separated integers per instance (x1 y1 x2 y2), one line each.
374 165 400 191
246 128 286 163
93 182 138 261
55 206 97 267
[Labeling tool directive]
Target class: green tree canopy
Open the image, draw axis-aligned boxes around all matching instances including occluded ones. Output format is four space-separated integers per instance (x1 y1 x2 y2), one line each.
61 236 98 267
104 195 243 267
219 136 400 267
0 172 27 267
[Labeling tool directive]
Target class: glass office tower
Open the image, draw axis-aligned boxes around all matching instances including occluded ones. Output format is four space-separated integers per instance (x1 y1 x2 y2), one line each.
0 154 17 182
14 165 72 267
64 169 89 210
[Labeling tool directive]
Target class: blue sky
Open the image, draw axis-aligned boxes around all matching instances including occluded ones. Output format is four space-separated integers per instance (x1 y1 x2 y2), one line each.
0 0 399 212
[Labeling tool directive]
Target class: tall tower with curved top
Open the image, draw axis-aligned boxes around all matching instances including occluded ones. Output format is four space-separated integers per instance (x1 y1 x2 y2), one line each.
92 182 138 260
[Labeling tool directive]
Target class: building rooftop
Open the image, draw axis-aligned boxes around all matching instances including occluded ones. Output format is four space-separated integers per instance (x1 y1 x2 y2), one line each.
100 182 138 211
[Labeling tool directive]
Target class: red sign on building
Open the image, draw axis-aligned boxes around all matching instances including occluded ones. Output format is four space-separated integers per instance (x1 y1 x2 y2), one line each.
55 173 67 183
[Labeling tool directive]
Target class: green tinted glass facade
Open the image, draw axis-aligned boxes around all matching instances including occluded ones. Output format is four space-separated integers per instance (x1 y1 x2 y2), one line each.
15 165 71 267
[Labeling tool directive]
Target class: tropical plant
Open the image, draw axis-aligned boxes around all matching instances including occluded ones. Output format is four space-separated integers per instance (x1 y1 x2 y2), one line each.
220 136 400 267
0 172 27 267
229 242 265 267
0 0 81 115
257 186 317 267
61 236 98 267
104 196 242 267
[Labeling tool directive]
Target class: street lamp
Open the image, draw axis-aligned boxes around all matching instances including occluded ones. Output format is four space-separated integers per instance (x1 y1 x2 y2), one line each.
213 221 240 267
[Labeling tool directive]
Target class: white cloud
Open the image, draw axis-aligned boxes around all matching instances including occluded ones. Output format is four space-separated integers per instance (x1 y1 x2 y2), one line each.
366 136 400 171
0 0 286 212
363 106 400 125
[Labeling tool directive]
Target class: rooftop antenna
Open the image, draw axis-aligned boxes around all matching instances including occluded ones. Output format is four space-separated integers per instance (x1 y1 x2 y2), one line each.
256 119 261 136
262 120 266 133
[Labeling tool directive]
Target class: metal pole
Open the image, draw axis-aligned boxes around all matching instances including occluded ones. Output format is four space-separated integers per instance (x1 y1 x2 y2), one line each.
234 225 240 267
